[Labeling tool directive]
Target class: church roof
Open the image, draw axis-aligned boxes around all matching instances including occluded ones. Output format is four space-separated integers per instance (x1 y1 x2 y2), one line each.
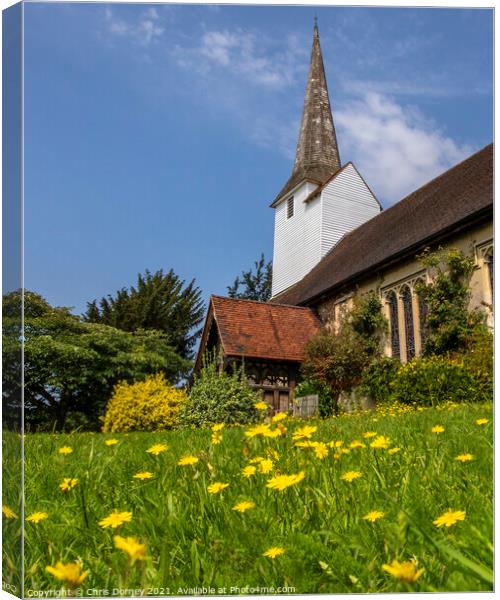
272 143 493 306
271 23 341 208
196 296 321 366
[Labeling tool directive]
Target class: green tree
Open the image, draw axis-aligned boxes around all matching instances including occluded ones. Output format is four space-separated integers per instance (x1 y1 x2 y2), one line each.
3 290 190 431
227 254 272 302
84 268 205 359
416 248 485 356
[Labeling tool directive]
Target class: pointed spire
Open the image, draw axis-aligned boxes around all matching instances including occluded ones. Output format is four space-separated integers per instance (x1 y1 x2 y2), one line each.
293 20 341 175
271 21 341 207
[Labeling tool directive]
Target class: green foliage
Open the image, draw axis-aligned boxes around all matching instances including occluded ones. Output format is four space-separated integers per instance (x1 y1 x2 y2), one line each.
349 293 387 356
180 355 261 427
3 290 190 431
359 357 400 404
102 373 188 432
85 268 205 359
227 253 272 302
294 378 337 418
391 355 488 406
416 248 485 355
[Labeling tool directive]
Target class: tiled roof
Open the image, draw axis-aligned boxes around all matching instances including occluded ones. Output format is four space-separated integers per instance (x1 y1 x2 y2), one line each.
201 296 321 362
272 143 493 306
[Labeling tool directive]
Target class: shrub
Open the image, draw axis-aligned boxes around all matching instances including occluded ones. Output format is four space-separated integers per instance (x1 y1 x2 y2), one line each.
295 378 336 418
390 355 484 406
102 373 187 432
358 357 400 404
180 356 261 427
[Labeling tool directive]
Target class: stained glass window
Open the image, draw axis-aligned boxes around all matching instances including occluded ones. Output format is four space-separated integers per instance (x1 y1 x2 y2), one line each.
417 287 428 351
486 249 493 300
402 286 415 360
388 291 400 359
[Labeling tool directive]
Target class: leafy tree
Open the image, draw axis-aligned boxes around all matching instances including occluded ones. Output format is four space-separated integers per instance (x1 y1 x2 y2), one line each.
3 290 190 431
84 268 205 359
227 254 272 302
416 248 485 356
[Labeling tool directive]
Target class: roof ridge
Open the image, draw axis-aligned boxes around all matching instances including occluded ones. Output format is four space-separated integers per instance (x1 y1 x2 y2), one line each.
211 294 316 310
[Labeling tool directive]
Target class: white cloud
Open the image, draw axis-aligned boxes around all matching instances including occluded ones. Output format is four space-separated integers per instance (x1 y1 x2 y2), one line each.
335 92 473 205
104 7 164 46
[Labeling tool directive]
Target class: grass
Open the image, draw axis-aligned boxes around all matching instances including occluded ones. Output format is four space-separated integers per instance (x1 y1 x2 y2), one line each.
3 401 493 595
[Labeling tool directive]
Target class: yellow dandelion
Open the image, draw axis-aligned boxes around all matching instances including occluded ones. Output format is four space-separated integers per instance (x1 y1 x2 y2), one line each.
211 431 222 444
99 510 133 529
314 443 329 460
146 443 168 456
133 471 154 480
340 471 363 483
105 439 119 446
362 510 385 522
249 456 265 464
455 453 474 462
266 471 305 491
292 425 317 440
295 440 318 448
382 559 424 583
363 431 377 439
58 446 73 455
2 506 18 519
254 401 269 411
370 435 391 449
46 562 89 586
475 418 489 425
272 412 287 423
349 440 366 449
259 459 274 474
26 511 48 524
232 501 255 513
114 535 146 563
388 447 401 454
242 465 257 478
433 509 466 528
245 423 272 438
262 547 285 559
212 423 225 432
178 455 199 466
59 478 78 492
328 440 343 448
431 425 445 433
267 448 280 460
263 427 282 438
207 482 229 494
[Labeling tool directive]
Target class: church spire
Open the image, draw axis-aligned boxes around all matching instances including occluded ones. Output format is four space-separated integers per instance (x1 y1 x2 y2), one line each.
293 20 341 175
271 21 341 206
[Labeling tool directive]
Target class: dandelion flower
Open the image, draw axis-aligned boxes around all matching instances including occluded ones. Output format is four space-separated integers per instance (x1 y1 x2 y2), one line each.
266 471 304 491
382 559 424 583
272 412 287 423
249 456 265 464
476 418 489 426
245 424 272 438
433 509 466 528
388 447 401 454
314 443 329 460
232 501 255 513
349 440 365 449
362 510 385 522
99 510 133 529
263 428 282 438
340 471 363 483
259 459 274 474
328 440 343 448
146 443 168 456
105 439 119 446
178 455 199 466
263 547 285 559
370 435 391 449
431 425 445 434
363 431 377 439
242 465 257 478
212 423 225 432
208 482 229 494
133 471 154 480
212 431 222 445
455 453 474 462
59 478 78 492
254 401 269 411
2 506 17 519
26 511 48 524
292 425 317 440
114 535 146 563
46 562 89 586
295 440 318 448
58 446 73 455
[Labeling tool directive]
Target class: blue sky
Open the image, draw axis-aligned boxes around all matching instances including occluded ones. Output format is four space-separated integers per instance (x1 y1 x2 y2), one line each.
22 3 493 316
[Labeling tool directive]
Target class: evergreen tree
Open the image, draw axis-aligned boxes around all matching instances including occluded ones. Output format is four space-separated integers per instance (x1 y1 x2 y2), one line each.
227 254 272 302
84 269 205 359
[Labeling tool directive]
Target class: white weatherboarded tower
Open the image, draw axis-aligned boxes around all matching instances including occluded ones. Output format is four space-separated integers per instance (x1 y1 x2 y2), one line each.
271 23 381 299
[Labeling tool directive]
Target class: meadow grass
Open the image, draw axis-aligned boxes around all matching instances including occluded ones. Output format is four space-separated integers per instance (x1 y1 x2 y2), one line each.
4 401 493 594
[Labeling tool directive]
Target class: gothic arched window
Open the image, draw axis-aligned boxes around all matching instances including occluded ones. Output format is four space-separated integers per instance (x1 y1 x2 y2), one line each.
416 280 428 351
388 291 400 359
486 248 493 300
402 285 415 360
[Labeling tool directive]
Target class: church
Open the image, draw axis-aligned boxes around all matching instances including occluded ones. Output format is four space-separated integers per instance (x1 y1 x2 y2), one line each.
194 23 493 413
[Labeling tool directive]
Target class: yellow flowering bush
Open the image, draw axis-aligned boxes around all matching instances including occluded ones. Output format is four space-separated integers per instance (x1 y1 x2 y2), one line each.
102 373 187 432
